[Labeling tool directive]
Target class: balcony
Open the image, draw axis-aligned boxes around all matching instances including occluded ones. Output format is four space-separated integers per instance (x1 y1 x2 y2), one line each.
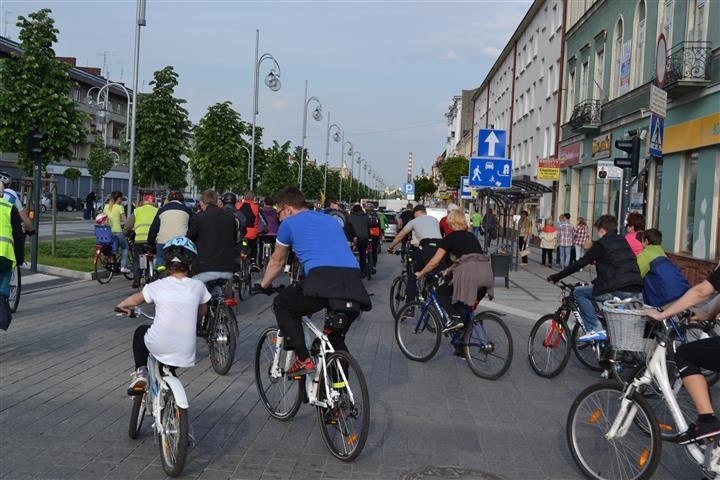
569 99 602 132
664 41 712 96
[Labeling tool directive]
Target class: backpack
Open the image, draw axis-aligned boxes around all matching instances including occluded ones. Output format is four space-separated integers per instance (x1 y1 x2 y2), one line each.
368 212 381 238
643 256 691 307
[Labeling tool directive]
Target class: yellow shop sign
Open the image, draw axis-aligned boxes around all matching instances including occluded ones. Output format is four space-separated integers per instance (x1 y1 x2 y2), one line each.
663 113 720 154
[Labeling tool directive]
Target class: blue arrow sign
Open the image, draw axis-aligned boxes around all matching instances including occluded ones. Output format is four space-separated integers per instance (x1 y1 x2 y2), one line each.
477 129 506 158
648 113 664 157
468 157 513 188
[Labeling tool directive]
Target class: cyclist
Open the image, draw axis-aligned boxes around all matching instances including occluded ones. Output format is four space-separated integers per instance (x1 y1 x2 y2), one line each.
348 205 370 277
439 203 458 237
365 203 382 274
387 204 442 302
237 191 260 270
548 214 643 342
0 182 25 330
0 170 34 234
257 197 279 262
187 189 238 283
148 190 192 268
644 262 720 443
414 209 493 335
256 187 371 376
324 198 354 242
220 192 247 240
103 191 130 273
116 236 211 391
124 194 158 288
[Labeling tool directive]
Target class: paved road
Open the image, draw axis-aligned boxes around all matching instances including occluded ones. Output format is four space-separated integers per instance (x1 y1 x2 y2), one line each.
36 216 94 240
0 251 713 479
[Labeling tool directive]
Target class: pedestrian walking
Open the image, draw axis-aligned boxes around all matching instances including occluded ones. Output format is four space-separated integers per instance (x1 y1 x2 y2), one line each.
85 191 96 220
482 208 498 251
540 219 557 267
517 210 533 265
471 207 483 239
557 213 574 268
573 217 589 269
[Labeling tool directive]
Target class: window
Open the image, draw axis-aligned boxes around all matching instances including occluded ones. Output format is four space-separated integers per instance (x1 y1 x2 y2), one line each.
554 3 562 31
543 127 550 157
658 0 674 45
632 0 646 88
531 82 536 109
529 37 535 62
611 17 624 99
687 0 708 42
529 137 534 166
534 31 539 57
681 153 699 252
550 122 556 157
594 48 605 99
566 68 576 122
554 60 560 92
547 65 554 97
525 88 531 114
579 60 589 101
523 140 528 166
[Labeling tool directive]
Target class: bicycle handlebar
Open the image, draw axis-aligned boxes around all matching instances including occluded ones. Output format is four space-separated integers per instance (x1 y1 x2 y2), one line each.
114 306 154 320
251 283 285 296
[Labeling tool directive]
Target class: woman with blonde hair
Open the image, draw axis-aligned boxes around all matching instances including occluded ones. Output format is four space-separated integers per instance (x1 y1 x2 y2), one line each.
540 218 558 268
103 191 129 273
415 209 494 342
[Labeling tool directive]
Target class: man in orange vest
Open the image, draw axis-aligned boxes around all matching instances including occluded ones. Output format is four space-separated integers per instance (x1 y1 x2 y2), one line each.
237 191 261 270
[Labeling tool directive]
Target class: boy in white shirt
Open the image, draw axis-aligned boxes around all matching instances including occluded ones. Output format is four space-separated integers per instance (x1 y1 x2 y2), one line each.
116 236 211 391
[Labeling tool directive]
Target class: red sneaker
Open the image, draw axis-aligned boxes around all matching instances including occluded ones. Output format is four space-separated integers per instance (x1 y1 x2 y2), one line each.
286 357 316 377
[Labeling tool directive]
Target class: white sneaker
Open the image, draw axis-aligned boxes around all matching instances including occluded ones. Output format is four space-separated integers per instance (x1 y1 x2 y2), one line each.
120 267 131 273
128 367 148 394
578 329 607 342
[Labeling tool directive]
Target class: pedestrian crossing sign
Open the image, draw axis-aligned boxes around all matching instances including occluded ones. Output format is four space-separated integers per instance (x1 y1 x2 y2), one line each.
648 113 664 157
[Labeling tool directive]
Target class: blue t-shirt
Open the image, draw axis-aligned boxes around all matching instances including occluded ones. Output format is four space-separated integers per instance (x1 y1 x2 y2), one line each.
276 210 358 274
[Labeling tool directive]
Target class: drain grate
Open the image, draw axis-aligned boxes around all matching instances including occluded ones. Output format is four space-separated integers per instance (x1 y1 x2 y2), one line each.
401 466 506 480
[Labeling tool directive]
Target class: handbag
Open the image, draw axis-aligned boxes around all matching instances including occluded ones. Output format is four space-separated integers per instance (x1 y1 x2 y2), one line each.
519 248 530 257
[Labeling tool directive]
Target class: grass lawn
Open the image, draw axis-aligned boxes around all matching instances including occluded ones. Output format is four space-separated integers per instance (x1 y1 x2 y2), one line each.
25 238 96 272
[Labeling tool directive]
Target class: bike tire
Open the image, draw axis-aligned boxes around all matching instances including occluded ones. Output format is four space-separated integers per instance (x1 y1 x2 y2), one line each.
566 382 661 480
527 313 571 378
571 322 603 372
389 275 407 319
8 264 20 313
208 303 238 375
94 251 114 284
158 391 189 477
394 301 442 362
128 392 147 439
316 351 370 462
465 312 514 380
254 327 302 420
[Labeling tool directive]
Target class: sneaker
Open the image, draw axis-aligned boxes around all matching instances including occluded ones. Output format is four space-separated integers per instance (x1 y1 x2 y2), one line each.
675 418 720 444
286 357 316 377
578 329 607 342
120 267 131 273
442 317 464 333
127 367 148 395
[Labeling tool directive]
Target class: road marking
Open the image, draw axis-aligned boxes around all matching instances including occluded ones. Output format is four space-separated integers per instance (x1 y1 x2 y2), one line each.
22 273 58 286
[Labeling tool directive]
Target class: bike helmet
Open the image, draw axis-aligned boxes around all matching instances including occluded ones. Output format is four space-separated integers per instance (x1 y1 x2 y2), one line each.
143 194 156 204
221 191 237 205
0 170 11 187
162 236 198 265
166 190 184 202
95 213 108 225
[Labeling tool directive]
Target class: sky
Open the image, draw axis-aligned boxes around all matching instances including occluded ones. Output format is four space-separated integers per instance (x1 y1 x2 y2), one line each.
1 0 531 189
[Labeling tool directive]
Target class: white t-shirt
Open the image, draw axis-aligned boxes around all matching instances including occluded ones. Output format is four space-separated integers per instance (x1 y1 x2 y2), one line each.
142 276 211 368
3 188 24 212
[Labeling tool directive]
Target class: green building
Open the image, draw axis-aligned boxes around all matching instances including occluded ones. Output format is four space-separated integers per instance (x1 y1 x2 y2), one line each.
558 0 719 281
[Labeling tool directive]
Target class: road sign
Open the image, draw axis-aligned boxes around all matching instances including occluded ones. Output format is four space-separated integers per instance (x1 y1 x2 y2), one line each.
402 182 415 196
468 157 513 188
477 129 506 158
459 176 476 199
649 113 665 157
655 34 668 88
649 85 667 117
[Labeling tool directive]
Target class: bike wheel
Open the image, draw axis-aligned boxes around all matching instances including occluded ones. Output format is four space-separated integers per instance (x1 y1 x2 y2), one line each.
527 313 571 378
128 392 147 439
317 351 370 462
389 275 407 319
94 251 114 284
254 327 302 420
394 301 442 362
240 259 251 297
8 264 20 313
158 390 189 477
465 312 513 380
567 382 661 480
207 304 238 375
572 322 603 371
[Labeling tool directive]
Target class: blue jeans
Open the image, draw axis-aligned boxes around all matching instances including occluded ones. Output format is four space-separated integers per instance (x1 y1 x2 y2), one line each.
115 232 129 269
155 243 165 267
559 245 572 268
0 257 12 298
574 286 643 332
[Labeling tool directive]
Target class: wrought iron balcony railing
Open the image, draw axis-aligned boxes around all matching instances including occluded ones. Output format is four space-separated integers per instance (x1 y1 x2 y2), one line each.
665 41 712 86
569 99 602 130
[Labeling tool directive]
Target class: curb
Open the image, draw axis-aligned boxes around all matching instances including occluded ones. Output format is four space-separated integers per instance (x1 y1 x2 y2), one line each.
33 264 93 281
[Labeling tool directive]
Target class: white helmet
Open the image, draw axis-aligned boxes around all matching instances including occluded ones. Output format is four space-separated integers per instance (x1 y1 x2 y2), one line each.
0 170 11 187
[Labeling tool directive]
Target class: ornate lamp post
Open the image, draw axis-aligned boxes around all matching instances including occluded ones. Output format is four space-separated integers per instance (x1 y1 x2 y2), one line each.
299 80 322 191
323 115 342 199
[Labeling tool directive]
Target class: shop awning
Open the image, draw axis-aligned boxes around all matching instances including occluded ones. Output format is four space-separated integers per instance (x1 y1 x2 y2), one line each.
475 179 553 206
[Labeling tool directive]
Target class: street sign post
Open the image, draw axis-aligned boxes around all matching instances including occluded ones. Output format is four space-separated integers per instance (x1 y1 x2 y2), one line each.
468 157 513 188
477 129 507 158
649 113 665 157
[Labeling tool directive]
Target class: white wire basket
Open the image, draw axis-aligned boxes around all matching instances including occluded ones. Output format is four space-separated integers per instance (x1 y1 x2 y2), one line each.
602 298 652 353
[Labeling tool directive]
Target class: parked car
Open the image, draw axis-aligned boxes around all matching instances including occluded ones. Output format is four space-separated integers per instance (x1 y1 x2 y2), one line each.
383 211 398 241
40 195 51 213
184 198 198 210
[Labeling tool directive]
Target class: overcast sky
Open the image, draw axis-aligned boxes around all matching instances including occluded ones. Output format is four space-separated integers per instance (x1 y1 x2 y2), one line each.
1 0 530 188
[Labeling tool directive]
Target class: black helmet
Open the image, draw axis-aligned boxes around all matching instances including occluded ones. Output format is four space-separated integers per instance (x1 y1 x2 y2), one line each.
167 190 184 202
221 191 237 205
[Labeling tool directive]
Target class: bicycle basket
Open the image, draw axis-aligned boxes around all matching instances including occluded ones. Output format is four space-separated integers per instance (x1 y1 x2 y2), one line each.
602 299 651 353
94 225 114 244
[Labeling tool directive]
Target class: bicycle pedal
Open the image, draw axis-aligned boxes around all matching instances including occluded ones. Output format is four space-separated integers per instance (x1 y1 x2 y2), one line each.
127 386 145 396
292 375 303 381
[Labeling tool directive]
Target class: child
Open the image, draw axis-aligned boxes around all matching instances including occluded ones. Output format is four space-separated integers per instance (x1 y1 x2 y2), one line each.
540 219 558 268
116 236 210 392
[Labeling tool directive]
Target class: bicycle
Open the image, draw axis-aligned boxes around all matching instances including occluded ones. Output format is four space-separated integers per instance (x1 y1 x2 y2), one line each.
566 310 720 480
117 307 190 478
389 249 414 319
231 239 252 301
93 226 133 285
255 235 275 274
134 246 158 290
198 279 239 375
394 274 513 380
254 287 370 461
8 263 20 313
527 281 607 378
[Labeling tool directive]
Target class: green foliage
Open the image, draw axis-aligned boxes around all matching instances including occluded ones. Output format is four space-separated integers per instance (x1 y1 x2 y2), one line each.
86 135 114 186
302 162 324 200
414 175 437 200
257 140 296 197
440 156 469 190
63 167 81 181
0 9 87 173
190 101 248 193
134 66 191 189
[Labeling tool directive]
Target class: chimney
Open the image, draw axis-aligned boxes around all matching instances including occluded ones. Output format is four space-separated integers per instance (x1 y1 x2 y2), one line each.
56 56 77 67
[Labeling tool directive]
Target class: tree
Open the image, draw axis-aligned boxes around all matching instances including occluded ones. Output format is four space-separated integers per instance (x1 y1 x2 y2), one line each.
414 175 437 201
135 66 191 190
257 140 295 197
0 9 87 174
190 101 248 193
440 155 469 190
86 135 114 192
63 167 81 196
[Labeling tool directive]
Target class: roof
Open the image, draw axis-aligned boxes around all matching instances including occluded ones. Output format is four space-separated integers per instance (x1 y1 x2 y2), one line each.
475 179 552 206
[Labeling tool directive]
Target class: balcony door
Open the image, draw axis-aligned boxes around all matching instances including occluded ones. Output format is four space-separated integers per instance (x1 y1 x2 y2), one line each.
685 0 708 77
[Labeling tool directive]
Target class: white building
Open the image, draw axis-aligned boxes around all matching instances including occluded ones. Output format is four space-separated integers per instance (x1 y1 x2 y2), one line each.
445 95 462 157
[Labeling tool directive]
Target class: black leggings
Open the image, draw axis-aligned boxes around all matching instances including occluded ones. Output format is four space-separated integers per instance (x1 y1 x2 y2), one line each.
676 336 720 378
437 283 466 318
133 325 150 369
541 248 554 265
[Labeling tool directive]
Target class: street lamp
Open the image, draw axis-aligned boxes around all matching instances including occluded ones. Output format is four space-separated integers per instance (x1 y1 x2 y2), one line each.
351 151 361 203
127 0 146 217
87 82 132 147
250 29 281 192
323 114 342 199
356 157 366 200
340 140 353 202
299 80 322 191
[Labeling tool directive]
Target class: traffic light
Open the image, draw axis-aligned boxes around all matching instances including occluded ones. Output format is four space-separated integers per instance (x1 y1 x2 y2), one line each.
27 127 43 163
614 136 640 177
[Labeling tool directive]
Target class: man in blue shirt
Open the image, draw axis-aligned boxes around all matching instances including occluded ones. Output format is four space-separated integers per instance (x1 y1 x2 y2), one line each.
258 187 371 376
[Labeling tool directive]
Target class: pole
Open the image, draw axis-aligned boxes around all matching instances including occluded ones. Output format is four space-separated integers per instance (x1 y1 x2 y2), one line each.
127 0 145 218
299 80 308 191
619 168 631 234
250 29 259 191
323 111 330 198
30 154 41 273
339 131 344 203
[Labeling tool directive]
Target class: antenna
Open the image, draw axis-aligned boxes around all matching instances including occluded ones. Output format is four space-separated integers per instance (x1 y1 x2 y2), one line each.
2 9 14 39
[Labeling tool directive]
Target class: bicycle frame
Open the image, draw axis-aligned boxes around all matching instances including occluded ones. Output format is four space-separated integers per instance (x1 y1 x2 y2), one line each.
147 354 189 411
